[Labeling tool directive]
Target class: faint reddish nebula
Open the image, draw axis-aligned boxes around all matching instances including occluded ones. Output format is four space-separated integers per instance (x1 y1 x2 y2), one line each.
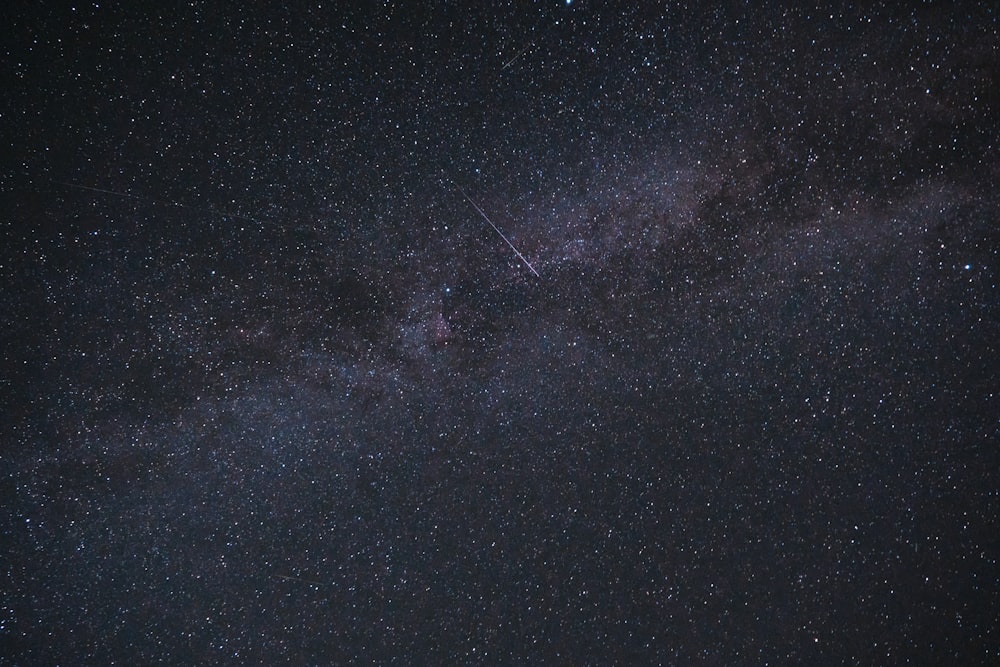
428 311 454 345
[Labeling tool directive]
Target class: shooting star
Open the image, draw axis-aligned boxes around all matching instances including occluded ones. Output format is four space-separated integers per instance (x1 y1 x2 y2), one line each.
54 181 145 199
453 183 540 277
501 42 534 71
54 180 265 225
273 574 325 586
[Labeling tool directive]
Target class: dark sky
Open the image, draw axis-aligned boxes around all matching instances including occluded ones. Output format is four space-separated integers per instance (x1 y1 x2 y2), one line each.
3 1 998 663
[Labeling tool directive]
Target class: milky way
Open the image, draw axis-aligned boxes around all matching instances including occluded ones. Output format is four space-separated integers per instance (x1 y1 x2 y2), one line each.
3 3 998 663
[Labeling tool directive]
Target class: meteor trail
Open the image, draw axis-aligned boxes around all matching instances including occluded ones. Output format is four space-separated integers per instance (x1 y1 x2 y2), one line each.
501 42 534 71
453 184 540 277
54 180 265 225
55 181 145 199
273 574 325 586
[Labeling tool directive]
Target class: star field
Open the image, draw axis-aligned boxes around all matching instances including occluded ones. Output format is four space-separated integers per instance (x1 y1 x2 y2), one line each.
2 2 998 663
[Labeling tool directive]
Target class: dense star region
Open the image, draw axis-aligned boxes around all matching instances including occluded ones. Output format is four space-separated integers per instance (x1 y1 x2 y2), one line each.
2 2 998 663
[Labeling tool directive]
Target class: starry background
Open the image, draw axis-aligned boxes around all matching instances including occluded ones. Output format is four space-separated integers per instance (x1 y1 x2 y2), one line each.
2 1 998 664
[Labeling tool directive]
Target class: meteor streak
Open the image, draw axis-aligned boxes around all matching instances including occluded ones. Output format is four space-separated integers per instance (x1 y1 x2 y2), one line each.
54 180 265 225
453 184 540 277
273 574 325 586
501 42 534 71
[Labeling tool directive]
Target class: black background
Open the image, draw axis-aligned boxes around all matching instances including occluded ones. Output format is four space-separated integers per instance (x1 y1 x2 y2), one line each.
3 1 998 663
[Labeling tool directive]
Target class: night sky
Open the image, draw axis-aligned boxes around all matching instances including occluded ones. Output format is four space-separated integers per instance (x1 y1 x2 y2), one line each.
3 2 999 664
